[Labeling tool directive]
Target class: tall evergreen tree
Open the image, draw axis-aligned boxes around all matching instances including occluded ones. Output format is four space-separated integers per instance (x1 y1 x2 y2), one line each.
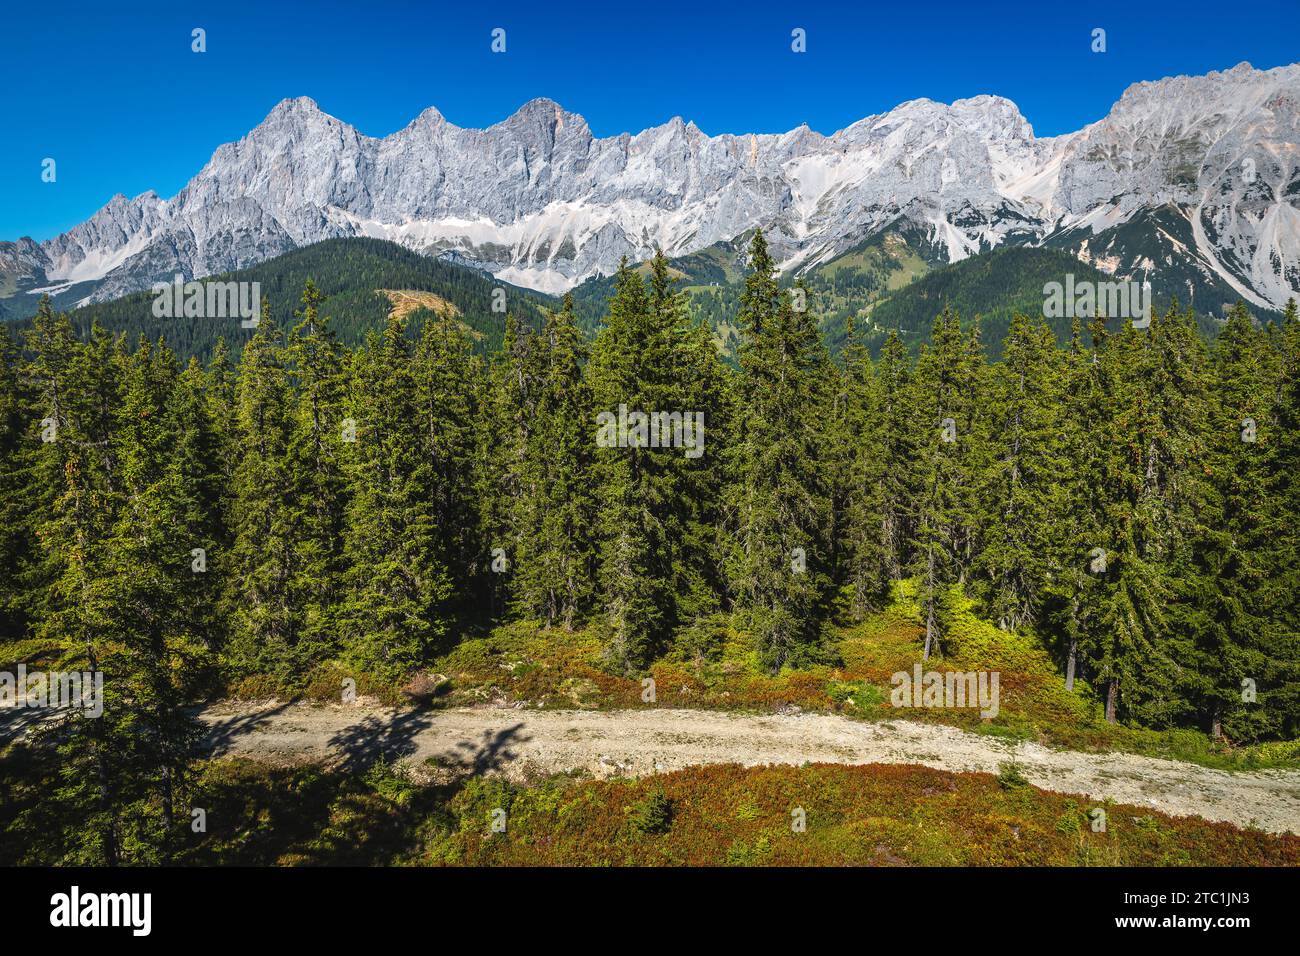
1259 298 1300 738
515 293 597 633
223 300 301 681
0 323 30 636
1179 304 1278 738
339 315 452 675
415 313 486 611
1043 318 1109 693
835 315 889 616
873 329 919 583
25 303 129 863
283 280 348 665
98 337 206 854
725 232 833 670
588 253 727 668
909 309 974 659
974 312 1063 631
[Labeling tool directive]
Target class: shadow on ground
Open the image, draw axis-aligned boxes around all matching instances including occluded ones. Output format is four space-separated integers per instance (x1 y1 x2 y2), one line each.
198 702 293 758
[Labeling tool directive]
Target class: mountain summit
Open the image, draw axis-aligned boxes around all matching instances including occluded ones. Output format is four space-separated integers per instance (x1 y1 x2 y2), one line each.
3 61 1299 311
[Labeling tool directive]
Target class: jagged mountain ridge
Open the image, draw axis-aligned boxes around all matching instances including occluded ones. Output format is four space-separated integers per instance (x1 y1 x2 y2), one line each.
2 61 1298 316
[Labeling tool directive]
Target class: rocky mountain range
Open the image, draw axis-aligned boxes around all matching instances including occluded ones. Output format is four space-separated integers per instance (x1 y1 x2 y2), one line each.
3 60 1298 316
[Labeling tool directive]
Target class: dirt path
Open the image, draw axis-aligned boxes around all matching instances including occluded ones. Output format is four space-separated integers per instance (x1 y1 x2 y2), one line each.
198 701 1300 834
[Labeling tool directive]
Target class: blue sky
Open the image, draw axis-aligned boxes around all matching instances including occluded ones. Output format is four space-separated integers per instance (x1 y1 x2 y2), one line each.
3 0 1297 241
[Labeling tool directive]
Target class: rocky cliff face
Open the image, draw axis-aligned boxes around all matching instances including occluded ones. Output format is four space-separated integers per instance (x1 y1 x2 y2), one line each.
3 61 1298 311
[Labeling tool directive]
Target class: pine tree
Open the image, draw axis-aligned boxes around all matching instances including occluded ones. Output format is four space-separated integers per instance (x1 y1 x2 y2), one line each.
909 309 973 659
1083 305 1212 725
339 315 452 676
835 315 889 616
1258 298 1300 738
474 312 533 619
588 262 665 665
873 329 919 582
204 337 239 557
588 253 725 669
515 293 597 633
0 323 30 635
671 292 733 619
954 322 992 582
725 232 833 671
98 337 206 854
223 300 301 681
1043 318 1109 693
415 313 485 611
974 312 1063 631
1180 303 1278 739
282 280 348 667
24 303 129 863
168 356 226 649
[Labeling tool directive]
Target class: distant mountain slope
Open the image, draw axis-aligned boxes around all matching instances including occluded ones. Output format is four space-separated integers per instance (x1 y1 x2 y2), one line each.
856 246 1235 356
574 235 1272 362
1041 203 1286 319
10 236 1284 366
6 238 556 361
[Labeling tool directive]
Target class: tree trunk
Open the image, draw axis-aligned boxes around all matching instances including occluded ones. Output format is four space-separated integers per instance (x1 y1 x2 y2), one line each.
922 546 936 661
1065 636 1077 692
162 764 174 829
1105 679 1118 724
923 599 936 661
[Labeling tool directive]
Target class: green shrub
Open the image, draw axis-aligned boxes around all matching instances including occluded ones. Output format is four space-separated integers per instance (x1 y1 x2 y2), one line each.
627 787 674 835
997 762 1031 790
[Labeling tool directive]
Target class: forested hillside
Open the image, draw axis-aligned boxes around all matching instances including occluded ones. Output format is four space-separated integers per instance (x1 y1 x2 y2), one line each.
574 237 1254 362
858 246 1230 355
7 236 1257 369
2 230 1298 863
4 238 555 363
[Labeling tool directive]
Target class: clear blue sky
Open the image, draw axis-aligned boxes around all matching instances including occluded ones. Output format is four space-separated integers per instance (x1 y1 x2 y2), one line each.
3 0 1296 241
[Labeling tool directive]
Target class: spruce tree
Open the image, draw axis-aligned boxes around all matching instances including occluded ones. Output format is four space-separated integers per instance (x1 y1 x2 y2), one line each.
223 300 301 681
835 315 889 616
975 312 1062 631
588 253 725 668
25 303 128 863
725 232 833 670
873 329 919 582
0 323 30 636
339 315 452 676
98 337 206 854
909 309 973 659
415 313 485 611
1181 304 1277 739
1043 318 1110 693
1259 299 1300 738
283 280 348 668
515 293 597 633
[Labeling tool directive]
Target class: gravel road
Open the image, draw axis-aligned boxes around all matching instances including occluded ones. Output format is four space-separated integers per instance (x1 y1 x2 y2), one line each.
196 701 1300 834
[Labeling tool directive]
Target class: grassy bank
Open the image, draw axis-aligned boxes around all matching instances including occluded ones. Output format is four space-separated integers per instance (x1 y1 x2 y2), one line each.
5 751 1290 867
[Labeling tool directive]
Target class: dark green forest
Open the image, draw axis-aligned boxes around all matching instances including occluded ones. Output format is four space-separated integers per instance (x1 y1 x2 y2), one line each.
30 237 555 363
1 230 1299 863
